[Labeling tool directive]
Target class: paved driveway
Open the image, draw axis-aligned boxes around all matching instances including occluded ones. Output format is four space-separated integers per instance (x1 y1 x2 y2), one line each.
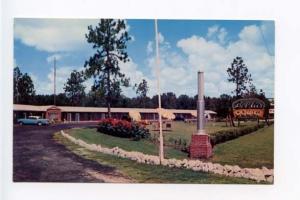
13 123 131 182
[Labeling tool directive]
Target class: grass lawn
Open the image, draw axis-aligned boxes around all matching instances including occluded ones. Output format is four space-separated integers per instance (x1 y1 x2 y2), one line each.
210 125 274 169
66 128 187 159
54 133 260 184
66 121 273 168
148 121 259 144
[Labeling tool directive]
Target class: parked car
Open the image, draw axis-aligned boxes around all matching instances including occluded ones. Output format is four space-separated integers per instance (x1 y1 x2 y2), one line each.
17 116 50 126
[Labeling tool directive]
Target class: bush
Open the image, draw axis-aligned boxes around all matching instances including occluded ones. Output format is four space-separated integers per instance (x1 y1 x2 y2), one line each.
209 124 265 146
97 118 150 140
166 137 189 153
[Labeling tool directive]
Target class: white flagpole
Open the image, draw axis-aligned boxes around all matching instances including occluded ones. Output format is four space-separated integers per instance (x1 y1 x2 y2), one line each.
54 57 56 105
155 19 164 163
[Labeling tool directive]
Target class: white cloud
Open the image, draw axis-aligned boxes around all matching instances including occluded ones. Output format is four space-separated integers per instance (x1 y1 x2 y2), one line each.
158 32 164 43
260 21 274 42
32 66 93 95
206 25 228 45
46 53 65 63
146 41 153 54
218 27 228 44
14 19 98 52
207 25 219 38
238 25 262 44
119 59 157 98
173 24 274 97
14 19 133 53
145 33 197 96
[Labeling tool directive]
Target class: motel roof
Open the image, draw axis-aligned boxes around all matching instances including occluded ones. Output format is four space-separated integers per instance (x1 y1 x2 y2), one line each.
13 104 217 115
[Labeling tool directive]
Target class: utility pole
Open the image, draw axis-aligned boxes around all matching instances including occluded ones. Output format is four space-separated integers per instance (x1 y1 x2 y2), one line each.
155 19 164 164
53 57 56 105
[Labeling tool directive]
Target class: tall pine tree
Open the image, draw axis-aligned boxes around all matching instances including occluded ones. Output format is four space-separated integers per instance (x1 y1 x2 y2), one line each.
84 19 131 117
227 57 252 98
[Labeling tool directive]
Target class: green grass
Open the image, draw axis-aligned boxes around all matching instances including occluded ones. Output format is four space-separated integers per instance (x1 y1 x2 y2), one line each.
67 121 273 168
67 128 187 159
148 121 259 144
210 125 274 169
54 133 261 184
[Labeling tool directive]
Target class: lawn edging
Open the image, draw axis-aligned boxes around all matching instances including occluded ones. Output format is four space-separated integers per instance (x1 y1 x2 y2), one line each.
60 130 273 183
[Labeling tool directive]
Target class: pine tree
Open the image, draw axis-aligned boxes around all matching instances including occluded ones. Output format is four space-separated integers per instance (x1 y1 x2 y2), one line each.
135 79 149 108
227 57 252 98
64 70 86 106
84 19 131 117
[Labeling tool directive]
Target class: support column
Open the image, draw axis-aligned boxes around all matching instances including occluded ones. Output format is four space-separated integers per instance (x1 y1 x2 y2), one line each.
190 71 213 159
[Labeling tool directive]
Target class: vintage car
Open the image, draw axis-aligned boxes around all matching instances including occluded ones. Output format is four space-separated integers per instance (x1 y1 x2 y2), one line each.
17 116 50 126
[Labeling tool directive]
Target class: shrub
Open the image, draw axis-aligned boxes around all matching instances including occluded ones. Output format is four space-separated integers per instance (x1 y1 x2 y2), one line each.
209 124 265 146
166 137 189 153
97 118 150 140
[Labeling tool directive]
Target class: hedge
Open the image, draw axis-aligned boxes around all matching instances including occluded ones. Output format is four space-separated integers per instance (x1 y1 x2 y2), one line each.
209 123 265 146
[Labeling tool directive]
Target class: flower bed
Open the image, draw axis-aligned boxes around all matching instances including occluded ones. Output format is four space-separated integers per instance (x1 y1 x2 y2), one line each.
97 118 150 140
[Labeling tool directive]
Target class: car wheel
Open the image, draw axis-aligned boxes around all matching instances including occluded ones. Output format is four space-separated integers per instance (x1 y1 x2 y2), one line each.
37 122 42 126
19 122 23 125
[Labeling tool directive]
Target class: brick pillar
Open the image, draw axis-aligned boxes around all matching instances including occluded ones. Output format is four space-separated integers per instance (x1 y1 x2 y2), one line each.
190 134 212 159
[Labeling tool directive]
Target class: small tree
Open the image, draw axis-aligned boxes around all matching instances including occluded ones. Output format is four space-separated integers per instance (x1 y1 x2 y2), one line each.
227 57 252 98
135 79 149 108
161 92 177 109
216 94 232 118
176 94 190 109
64 70 86 106
84 19 131 118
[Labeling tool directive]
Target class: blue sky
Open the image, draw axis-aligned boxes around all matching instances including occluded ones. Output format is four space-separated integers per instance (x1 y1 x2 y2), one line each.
14 19 274 98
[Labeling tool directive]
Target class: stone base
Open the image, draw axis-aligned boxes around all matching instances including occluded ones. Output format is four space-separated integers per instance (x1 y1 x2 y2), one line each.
189 134 213 159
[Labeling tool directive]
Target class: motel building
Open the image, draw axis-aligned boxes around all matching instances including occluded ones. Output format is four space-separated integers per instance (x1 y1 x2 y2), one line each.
13 104 217 123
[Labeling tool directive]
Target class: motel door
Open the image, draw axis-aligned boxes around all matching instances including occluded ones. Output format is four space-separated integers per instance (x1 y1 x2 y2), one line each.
67 113 72 122
75 113 80 122
49 113 58 121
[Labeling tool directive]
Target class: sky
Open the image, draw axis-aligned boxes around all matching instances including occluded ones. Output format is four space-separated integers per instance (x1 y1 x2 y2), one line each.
14 19 275 98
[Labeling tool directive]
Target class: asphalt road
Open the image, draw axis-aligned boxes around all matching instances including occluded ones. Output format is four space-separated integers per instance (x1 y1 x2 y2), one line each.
13 122 131 182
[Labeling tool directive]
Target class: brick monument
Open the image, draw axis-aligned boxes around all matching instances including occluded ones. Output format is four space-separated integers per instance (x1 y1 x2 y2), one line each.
189 71 213 159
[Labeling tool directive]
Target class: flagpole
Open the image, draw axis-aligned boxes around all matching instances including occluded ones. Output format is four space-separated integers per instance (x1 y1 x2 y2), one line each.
53 57 56 106
155 19 164 164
